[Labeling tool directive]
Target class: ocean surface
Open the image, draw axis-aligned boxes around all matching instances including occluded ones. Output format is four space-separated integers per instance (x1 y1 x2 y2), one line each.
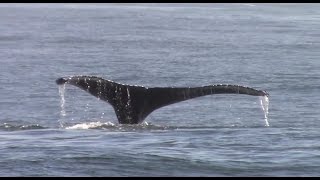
1 3 320 177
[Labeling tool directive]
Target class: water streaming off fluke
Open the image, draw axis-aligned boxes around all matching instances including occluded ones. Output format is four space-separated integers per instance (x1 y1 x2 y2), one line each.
259 96 270 126
58 84 66 128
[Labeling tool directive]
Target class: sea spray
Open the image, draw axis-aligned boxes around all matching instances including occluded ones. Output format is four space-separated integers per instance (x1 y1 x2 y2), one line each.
259 95 270 126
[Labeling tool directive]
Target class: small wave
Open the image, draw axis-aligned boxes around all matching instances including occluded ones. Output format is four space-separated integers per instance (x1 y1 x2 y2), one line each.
0 123 46 131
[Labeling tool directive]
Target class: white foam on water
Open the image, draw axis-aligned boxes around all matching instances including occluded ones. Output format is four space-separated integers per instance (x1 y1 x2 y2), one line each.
64 121 156 131
259 96 270 127
65 121 115 130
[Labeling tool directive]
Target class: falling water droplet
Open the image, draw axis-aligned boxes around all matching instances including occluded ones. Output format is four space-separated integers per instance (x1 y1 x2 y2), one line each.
100 112 105 119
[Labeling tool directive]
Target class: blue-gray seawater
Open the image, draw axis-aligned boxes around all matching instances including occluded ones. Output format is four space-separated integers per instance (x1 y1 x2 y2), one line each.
1 3 320 176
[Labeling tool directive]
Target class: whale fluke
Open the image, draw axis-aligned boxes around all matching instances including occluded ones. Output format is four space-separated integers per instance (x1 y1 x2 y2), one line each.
56 75 269 124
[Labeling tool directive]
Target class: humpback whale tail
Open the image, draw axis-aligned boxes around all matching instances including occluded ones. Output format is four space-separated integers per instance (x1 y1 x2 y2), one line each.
56 76 269 124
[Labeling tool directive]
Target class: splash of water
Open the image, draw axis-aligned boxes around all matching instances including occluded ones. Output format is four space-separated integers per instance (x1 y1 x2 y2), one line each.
65 121 116 130
259 96 270 126
64 121 169 131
